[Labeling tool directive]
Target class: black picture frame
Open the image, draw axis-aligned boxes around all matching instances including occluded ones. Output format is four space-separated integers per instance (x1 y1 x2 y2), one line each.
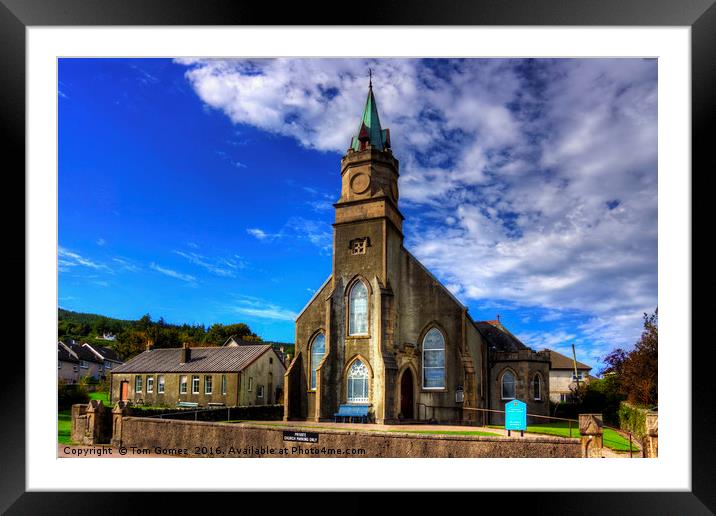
2 0 713 513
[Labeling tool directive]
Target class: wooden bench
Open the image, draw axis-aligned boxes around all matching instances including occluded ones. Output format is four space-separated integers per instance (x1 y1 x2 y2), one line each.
334 404 370 423
176 401 199 408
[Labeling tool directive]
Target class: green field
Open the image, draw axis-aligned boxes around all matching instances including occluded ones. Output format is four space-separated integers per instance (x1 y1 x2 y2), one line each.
489 421 638 452
58 409 72 444
88 391 110 406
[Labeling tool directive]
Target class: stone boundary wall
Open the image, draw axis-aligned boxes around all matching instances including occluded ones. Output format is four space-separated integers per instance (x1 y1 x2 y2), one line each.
117 417 581 458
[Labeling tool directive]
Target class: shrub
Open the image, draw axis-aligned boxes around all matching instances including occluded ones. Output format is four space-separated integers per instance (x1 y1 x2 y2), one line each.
58 383 89 410
618 402 648 442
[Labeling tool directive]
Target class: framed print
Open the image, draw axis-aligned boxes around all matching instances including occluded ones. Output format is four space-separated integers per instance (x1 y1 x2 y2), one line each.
3 0 714 513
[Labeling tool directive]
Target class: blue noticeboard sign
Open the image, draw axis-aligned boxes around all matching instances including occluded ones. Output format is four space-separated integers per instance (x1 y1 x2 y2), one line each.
505 400 527 431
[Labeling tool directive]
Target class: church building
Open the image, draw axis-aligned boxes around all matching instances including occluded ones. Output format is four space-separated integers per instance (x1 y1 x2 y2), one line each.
283 80 550 425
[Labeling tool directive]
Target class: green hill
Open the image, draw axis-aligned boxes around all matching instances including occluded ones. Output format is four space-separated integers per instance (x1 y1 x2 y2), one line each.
58 308 293 361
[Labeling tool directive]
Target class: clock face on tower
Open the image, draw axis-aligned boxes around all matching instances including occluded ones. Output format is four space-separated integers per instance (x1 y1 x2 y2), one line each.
350 172 371 195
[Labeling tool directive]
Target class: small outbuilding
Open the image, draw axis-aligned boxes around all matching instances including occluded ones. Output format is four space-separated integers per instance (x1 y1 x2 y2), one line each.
110 344 286 407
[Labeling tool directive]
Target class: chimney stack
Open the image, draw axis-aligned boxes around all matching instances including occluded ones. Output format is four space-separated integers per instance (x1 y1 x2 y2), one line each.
180 342 191 364
146 339 154 352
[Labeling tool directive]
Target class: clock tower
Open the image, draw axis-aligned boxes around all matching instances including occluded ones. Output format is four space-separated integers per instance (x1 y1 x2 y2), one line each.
333 80 403 288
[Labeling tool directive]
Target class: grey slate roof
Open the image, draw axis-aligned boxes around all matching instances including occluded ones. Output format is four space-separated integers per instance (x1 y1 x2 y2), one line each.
58 343 78 363
543 348 592 371
474 321 529 352
111 345 273 374
84 343 123 363
66 341 103 363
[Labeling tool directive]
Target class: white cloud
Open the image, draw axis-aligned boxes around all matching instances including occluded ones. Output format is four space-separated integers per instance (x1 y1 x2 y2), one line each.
246 218 331 253
178 58 657 358
149 262 196 283
230 295 298 321
173 250 245 278
112 257 141 272
58 246 111 272
247 228 271 240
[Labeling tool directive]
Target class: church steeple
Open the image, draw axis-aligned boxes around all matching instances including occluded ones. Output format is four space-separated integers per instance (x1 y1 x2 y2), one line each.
336 77 402 239
350 77 391 152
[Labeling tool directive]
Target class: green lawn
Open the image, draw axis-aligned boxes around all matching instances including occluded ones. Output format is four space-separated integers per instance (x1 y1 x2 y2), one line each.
88 391 110 406
229 421 499 437
489 421 639 452
58 409 73 444
387 429 500 437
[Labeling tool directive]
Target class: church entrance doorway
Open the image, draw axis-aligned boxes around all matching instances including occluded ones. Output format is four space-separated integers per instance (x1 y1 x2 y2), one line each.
400 369 414 419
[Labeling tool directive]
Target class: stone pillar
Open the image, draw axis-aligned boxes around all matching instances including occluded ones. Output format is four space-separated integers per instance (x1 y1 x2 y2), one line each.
84 399 110 445
579 413 604 458
645 412 658 458
111 401 131 447
71 403 88 443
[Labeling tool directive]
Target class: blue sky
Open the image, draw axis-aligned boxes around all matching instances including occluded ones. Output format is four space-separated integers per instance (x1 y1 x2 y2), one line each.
58 58 657 372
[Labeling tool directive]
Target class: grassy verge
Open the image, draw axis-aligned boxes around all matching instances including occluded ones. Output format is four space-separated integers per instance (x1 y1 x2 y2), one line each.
227 421 499 437
88 391 110 406
58 409 73 444
488 422 639 452
387 429 500 437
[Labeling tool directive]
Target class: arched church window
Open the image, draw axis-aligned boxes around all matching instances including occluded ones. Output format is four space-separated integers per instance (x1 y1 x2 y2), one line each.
533 373 542 401
309 333 326 390
422 327 445 389
347 359 369 403
349 280 369 335
501 370 516 400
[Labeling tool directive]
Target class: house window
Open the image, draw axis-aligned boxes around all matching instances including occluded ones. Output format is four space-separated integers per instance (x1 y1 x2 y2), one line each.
106 362 112 370
80 360 89 369
533 374 541 401
179 375 187 394
146 376 154 393
348 280 368 335
560 393 570 403
347 359 369 403
248 377 253 392
501 371 516 400
221 375 227 395
310 333 326 390
158 375 165 394
192 375 200 394
257 385 264 398
135 375 142 393
422 328 445 389
269 357 273 364
205 375 213 394
571 372 584 381
73 365 78 373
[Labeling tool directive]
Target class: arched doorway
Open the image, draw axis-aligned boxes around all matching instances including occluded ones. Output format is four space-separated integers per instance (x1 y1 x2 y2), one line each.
400 369 414 419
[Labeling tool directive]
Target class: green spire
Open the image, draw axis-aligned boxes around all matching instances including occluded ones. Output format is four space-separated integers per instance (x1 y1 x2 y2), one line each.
351 79 390 152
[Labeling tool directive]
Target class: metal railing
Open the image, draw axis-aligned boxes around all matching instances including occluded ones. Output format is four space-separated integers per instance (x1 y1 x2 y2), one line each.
414 404 640 455
146 406 238 422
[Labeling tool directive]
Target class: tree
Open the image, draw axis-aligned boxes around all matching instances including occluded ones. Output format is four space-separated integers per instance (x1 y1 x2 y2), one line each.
622 309 658 406
600 309 658 407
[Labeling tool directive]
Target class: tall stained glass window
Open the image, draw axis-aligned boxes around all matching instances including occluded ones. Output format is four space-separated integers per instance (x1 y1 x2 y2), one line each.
422 328 445 389
349 281 368 335
347 359 369 403
502 371 516 400
310 333 326 390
